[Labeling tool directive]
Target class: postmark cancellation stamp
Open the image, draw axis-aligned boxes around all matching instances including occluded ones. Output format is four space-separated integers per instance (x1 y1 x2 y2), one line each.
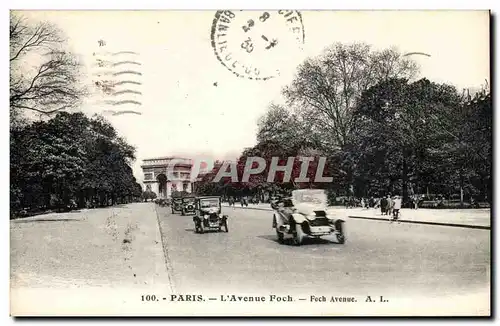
210 10 305 81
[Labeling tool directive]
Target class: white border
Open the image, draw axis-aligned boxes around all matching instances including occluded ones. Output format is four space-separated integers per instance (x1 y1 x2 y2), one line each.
3 1 497 325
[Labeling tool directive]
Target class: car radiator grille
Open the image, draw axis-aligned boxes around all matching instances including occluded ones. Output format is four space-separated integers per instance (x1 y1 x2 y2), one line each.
308 217 330 227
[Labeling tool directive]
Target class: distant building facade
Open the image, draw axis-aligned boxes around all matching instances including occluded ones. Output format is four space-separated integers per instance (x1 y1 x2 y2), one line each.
141 156 208 198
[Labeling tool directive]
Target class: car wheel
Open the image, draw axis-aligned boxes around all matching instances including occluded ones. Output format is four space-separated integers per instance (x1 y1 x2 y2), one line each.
223 220 229 233
292 224 305 246
336 233 345 244
276 229 284 244
199 222 205 234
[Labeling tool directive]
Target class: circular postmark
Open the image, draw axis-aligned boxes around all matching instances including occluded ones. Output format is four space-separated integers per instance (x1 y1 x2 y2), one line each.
210 10 305 81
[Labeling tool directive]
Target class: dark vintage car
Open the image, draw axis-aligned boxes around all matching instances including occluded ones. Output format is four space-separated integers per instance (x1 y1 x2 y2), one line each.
272 189 346 246
181 197 196 216
192 196 228 233
171 197 183 214
157 198 169 207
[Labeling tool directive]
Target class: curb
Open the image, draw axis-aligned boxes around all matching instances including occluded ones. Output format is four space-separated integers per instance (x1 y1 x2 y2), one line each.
348 215 490 230
153 204 177 294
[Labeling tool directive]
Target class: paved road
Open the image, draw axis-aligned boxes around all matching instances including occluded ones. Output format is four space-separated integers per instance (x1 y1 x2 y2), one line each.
157 206 490 302
10 203 171 316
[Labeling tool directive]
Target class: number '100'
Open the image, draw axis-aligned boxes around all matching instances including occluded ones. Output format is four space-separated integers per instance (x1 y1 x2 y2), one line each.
142 295 157 301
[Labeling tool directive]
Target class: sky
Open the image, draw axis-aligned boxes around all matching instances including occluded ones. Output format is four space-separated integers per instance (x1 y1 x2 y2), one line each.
19 10 490 181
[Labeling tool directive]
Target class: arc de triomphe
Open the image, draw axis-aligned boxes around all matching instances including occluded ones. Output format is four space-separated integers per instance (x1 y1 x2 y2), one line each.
141 157 198 199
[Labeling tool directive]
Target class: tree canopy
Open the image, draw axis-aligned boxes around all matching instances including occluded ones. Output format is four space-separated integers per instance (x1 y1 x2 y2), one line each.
195 42 491 205
10 112 143 216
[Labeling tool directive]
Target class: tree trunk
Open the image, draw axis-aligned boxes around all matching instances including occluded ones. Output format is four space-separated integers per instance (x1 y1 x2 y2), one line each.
460 170 465 208
401 148 410 205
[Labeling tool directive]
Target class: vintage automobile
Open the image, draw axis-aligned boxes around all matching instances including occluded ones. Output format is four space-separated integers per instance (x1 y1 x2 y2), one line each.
181 197 196 216
157 198 168 207
192 196 229 233
171 197 183 214
272 189 346 245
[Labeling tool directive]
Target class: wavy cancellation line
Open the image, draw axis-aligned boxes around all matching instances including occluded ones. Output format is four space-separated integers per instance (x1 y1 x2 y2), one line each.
403 52 431 57
111 90 142 96
103 100 142 106
95 80 142 87
113 80 142 86
102 109 142 116
93 70 142 77
93 60 142 68
93 51 139 57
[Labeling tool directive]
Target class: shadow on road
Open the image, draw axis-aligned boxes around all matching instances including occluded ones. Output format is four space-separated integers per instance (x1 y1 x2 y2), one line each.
185 228 229 234
257 234 340 246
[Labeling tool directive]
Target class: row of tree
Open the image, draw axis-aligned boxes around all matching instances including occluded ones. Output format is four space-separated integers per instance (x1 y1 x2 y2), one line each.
10 13 145 217
195 43 491 205
10 112 144 216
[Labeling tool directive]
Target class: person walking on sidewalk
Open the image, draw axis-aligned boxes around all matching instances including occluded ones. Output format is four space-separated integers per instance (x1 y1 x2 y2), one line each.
240 196 248 207
386 195 393 216
380 196 388 215
392 195 402 222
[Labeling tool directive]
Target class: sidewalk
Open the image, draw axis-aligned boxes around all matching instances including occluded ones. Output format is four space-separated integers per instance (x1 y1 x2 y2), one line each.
10 202 171 316
223 203 491 229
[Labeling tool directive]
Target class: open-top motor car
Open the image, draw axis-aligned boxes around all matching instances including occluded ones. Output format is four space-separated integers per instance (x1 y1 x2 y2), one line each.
272 189 345 245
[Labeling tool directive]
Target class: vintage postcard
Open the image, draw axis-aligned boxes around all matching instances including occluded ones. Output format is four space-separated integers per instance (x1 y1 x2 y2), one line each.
9 9 491 317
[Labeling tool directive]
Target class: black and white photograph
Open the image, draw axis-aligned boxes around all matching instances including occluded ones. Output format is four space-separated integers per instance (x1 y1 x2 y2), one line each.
8 8 491 317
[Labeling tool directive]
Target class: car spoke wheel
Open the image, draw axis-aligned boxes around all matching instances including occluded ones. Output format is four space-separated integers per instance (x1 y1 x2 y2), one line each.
276 229 284 244
336 233 345 244
292 224 305 246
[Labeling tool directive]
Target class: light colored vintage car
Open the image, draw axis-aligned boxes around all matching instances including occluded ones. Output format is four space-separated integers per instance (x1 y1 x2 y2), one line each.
272 189 346 245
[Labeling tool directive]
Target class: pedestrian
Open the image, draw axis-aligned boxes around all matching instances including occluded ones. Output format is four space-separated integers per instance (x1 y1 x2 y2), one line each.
392 195 402 221
380 196 388 215
386 195 393 217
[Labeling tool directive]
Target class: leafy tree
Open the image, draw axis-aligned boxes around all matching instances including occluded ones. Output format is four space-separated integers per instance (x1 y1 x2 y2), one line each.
10 112 143 216
142 190 157 202
282 43 418 151
171 190 191 198
349 77 491 203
